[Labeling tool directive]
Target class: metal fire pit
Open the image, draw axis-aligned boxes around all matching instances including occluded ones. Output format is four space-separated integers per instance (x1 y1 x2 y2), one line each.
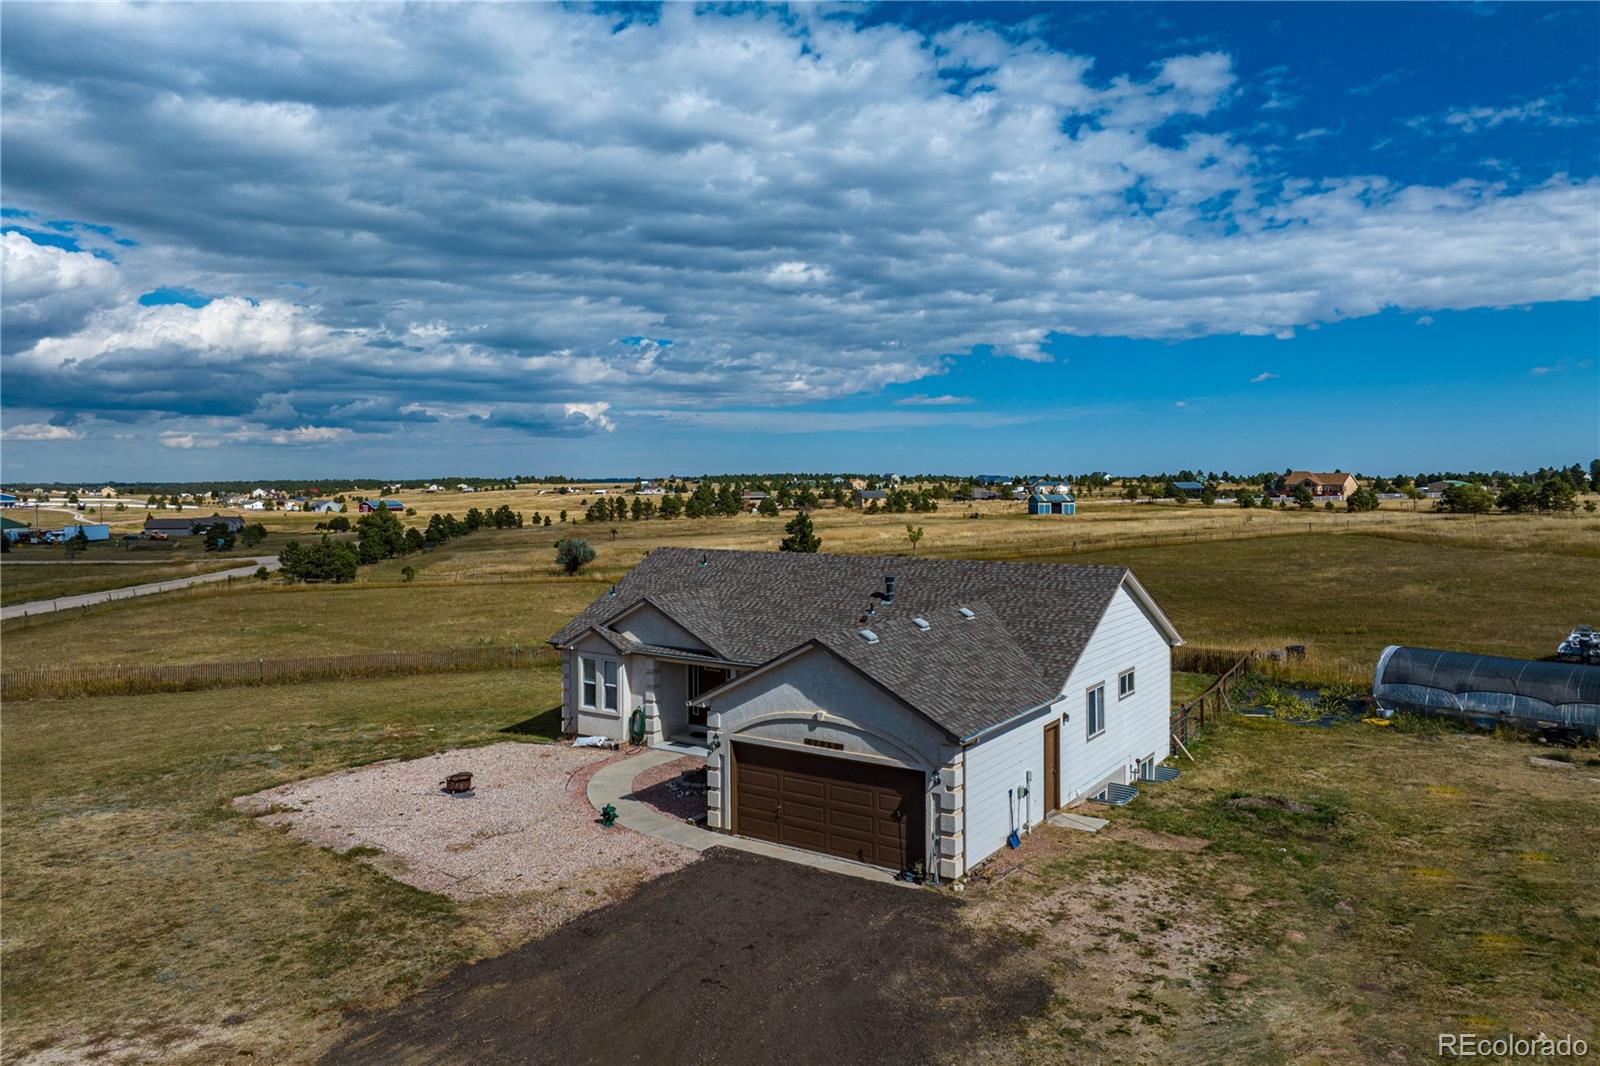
441 771 474 795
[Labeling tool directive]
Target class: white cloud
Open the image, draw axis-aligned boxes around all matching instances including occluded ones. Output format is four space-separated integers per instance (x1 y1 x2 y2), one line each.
2 421 83 441
1173 400 1189 408
1416 315 1435 326
893 394 975 406
1250 371 1279 383
1 4 1596 454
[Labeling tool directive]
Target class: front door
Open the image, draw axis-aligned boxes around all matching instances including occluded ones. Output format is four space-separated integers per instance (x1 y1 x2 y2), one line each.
1043 721 1061 812
687 665 729 728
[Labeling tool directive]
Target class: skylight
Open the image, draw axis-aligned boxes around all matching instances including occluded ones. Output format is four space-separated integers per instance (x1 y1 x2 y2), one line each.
858 628 880 644
913 617 931 631
958 607 975 620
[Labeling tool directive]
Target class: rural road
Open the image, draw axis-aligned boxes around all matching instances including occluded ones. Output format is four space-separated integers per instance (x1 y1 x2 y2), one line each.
0 556 280 620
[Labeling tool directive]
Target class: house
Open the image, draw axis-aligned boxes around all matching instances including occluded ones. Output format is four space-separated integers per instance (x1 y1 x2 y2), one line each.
548 548 1182 880
99 486 118 498
1171 481 1206 498
1279 470 1358 498
973 475 1011 486
144 513 245 536
425 483 443 493
959 486 999 501
853 489 888 507
1425 480 1469 494
358 499 405 513
309 500 344 513
1027 492 1076 516
0 492 17 508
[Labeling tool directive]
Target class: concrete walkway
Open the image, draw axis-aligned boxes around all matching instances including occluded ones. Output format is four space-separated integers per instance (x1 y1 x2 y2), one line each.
587 748 903 885
0 556 280 620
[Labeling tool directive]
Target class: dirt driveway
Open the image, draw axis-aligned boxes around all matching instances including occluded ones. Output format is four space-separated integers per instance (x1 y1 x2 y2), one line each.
322 848 1051 1066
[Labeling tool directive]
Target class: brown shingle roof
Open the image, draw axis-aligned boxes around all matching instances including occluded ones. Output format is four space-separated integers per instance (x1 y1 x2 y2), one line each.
549 547 1171 738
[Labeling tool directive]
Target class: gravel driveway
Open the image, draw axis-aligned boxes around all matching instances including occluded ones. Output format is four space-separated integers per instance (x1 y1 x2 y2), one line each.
234 742 697 902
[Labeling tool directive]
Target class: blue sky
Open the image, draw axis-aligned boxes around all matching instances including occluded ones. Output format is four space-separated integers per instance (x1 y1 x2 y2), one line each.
1 2 1595 480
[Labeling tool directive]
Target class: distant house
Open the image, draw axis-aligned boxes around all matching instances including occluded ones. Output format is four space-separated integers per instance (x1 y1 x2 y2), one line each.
1028 492 1076 516
358 499 405 513
309 500 344 513
1426 480 1469 494
144 513 245 537
847 477 868 491
99 486 118 498
48 522 112 543
0 492 17 508
740 491 769 503
1279 471 1358 498
973 474 1011 486
1171 481 1206 498
1 515 29 541
425 483 443 493
854 489 888 507
960 486 1000 501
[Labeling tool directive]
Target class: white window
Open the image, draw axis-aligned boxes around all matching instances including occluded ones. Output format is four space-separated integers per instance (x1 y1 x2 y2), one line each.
579 656 622 712
580 657 599 709
1118 668 1136 700
1086 684 1105 740
602 660 620 711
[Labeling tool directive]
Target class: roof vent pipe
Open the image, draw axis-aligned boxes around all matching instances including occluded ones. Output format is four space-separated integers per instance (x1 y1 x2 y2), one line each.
884 575 895 604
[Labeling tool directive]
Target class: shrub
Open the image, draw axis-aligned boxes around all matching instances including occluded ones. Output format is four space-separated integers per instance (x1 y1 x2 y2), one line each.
401 565 416 582
555 537 596 574
1345 486 1381 513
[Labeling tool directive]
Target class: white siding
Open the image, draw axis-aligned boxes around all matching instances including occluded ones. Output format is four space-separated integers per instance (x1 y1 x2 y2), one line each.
962 581 1173 871
962 706 1058 867
1059 584 1172 803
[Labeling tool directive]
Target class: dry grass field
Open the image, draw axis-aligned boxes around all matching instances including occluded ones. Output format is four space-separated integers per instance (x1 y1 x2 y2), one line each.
0 558 244 606
4 497 1594 675
2 492 1596 1063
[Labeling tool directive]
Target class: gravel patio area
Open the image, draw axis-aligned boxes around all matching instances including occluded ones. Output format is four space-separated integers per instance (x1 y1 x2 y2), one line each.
234 742 697 902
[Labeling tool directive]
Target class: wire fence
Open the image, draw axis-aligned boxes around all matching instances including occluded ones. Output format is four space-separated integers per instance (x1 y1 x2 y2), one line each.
2 644 556 701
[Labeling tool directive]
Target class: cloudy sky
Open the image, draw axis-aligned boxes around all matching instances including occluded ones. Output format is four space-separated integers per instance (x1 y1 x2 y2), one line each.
2 2 1596 480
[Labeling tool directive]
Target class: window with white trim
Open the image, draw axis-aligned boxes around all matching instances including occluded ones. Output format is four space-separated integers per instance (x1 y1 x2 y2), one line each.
602 659 619 711
1118 668 1136 699
580 657 598 708
579 656 621 712
1086 684 1106 740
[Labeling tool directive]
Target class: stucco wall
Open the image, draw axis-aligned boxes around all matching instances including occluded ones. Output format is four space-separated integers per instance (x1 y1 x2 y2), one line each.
564 633 634 740
613 603 714 653
708 646 948 768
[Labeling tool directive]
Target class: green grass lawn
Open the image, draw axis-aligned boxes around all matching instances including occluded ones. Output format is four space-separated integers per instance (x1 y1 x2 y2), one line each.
0 559 245 606
0 668 562 1064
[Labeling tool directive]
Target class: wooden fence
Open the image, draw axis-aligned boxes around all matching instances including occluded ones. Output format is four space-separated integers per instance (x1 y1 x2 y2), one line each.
1170 650 1254 750
2 644 556 701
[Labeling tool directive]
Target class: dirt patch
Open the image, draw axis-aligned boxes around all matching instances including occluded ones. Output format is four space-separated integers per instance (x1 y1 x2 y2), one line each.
1103 823 1211 852
233 742 696 902
321 848 1051 1066
959 828 1250 1064
631 754 707 821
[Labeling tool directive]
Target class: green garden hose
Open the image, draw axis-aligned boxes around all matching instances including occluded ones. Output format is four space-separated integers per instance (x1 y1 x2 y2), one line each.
628 707 646 745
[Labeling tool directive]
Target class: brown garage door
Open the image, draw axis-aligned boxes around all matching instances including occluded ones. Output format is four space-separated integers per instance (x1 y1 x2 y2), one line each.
732 742 925 872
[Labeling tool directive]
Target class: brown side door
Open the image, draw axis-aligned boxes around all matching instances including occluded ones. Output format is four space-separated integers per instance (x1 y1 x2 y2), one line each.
732 742 924 872
1043 721 1061 812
